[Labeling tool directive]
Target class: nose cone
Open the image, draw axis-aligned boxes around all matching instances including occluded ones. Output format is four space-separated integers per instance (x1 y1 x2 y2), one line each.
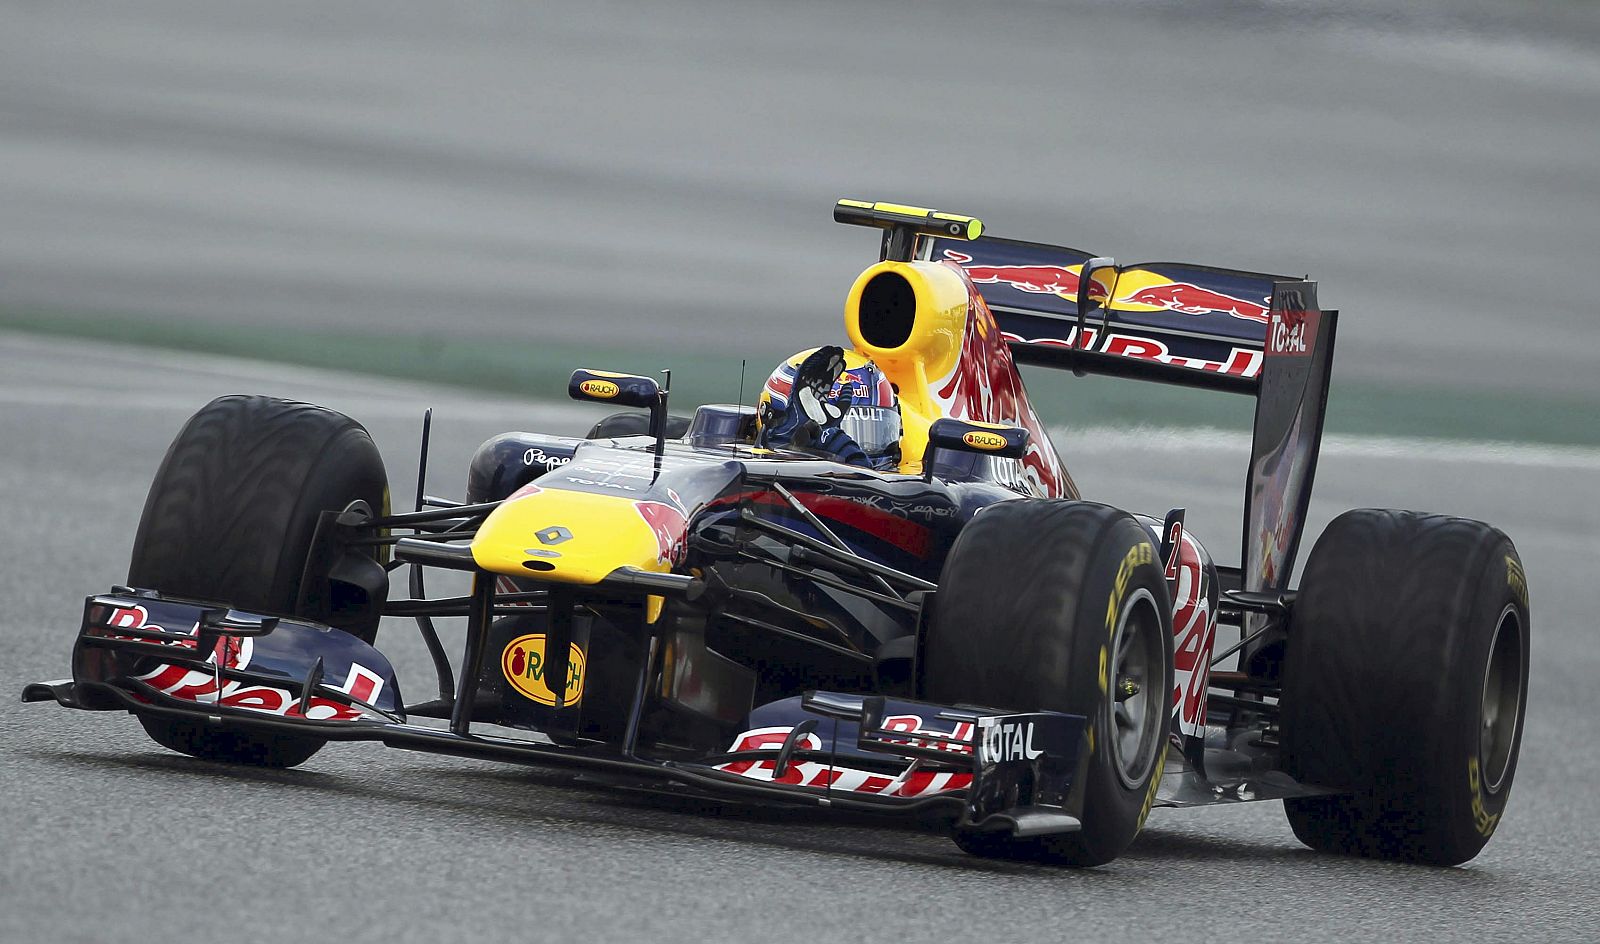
470 486 685 584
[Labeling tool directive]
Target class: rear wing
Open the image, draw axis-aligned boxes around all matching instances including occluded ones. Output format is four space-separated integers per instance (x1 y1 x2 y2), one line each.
927 234 1337 591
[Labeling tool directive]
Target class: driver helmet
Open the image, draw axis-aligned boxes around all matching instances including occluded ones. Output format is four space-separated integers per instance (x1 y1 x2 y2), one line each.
757 346 902 471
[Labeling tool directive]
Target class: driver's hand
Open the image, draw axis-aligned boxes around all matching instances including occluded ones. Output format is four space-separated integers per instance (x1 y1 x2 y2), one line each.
794 346 846 428
758 346 869 466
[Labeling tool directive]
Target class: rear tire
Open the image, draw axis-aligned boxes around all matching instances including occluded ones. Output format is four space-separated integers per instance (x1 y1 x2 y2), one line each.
1279 509 1530 865
922 500 1173 867
128 395 390 768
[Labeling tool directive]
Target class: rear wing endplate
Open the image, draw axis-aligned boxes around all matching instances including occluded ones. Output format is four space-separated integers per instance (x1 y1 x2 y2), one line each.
928 235 1336 591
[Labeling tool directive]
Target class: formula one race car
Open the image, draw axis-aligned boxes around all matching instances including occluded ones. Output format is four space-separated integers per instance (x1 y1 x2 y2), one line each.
25 200 1529 867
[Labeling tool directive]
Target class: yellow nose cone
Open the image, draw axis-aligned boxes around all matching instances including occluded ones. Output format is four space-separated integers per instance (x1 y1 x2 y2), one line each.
470 486 685 585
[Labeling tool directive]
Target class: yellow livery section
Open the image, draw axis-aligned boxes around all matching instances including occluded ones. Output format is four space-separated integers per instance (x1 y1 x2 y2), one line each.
577 379 620 399
501 633 586 707
834 200 983 241
962 430 1008 450
470 486 674 585
843 260 972 472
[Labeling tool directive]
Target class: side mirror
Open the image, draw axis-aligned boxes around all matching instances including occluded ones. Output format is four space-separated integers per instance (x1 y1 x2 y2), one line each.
925 417 1029 461
569 369 662 410
570 368 673 464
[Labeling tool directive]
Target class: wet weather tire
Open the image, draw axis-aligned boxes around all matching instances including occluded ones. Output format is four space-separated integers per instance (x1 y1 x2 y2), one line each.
1280 509 1530 866
923 500 1173 867
127 395 390 768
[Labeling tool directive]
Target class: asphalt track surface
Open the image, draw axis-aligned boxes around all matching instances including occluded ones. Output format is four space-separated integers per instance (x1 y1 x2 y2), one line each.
3 333 1598 942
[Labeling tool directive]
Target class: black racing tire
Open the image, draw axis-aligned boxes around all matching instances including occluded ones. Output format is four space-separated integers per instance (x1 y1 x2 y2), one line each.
137 717 326 769
923 500 1174 867
1279 509 1530 866
586 411 691 440
127 394 390 768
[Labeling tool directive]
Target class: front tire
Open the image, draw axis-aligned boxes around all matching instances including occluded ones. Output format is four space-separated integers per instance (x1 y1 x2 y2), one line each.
922 500 1173 867
128 395 390 768
1279 509 1530 865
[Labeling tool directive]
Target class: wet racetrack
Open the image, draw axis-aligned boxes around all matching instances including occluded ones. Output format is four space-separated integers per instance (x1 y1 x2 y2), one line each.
3 336 1596 942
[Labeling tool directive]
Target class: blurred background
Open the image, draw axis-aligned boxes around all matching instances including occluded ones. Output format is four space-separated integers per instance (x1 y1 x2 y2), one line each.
3 0 1598 441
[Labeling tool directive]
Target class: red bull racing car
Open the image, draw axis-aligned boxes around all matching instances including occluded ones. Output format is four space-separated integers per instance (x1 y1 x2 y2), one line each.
24 200 1530 867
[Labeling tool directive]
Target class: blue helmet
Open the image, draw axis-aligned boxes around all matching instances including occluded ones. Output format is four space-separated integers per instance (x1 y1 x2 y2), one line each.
757 346 902 470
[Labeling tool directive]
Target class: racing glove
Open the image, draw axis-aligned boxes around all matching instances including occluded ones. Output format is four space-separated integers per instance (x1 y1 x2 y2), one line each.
759 345 871 467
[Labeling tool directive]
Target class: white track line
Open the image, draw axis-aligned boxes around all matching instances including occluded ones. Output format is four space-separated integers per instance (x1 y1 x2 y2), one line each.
1053 425 1600 471
0 330 599 424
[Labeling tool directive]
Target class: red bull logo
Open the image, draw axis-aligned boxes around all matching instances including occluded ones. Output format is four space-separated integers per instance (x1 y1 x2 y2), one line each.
943 250 1106 301
716 719 974 795
132 638 384 722
635 500 688 565
1102 334 1262 378
1120 282 1270 324
101 604 197 649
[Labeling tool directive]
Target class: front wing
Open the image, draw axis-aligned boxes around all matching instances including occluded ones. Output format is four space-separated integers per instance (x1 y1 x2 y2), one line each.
25 590 1090 837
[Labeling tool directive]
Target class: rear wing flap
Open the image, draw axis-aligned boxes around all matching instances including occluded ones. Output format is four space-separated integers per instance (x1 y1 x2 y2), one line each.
929 235 1336 590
